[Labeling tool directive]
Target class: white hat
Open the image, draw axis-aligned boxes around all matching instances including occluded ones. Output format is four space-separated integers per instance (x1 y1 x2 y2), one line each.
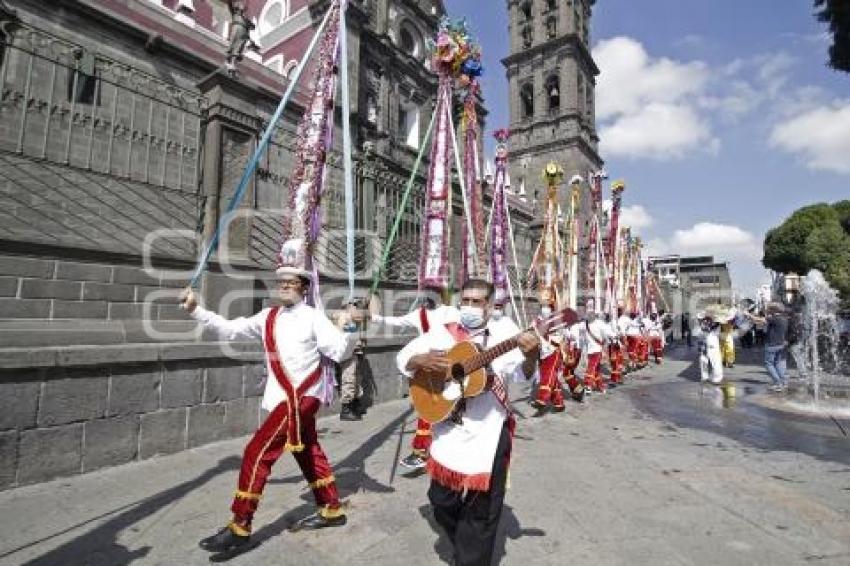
275 239 311 279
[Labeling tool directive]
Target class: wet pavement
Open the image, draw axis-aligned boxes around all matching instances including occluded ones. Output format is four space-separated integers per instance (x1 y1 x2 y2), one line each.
0 345 849 565
627 346 850 466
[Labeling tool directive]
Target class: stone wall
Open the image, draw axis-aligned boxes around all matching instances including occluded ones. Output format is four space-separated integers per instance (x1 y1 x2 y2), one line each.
0 338 405 490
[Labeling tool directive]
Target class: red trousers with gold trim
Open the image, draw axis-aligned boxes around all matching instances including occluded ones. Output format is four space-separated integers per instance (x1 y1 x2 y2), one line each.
584 352 605 391
626 336 640 368
638 337 649 365
412 418 432 455
650 337 663 363
535 351 565 408
608 343 624 383
231 396 339 526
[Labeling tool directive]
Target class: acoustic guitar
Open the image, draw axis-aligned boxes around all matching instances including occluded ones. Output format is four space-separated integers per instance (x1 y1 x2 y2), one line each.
410 307 578 424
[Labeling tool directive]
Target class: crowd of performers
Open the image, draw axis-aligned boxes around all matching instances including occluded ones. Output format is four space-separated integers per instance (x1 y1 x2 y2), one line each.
177 261 677 563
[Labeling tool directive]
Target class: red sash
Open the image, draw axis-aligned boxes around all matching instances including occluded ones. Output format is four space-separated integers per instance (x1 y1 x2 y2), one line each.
419 306 430 333
263 306 322 453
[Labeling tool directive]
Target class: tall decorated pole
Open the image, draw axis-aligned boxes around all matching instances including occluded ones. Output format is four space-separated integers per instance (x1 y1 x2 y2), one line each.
459 50 486 285
280 1 344 300
528 162 566 308
489 128 511 306
419 18 480 290
567 174 582 310
606 180 625 316
585 170 606 312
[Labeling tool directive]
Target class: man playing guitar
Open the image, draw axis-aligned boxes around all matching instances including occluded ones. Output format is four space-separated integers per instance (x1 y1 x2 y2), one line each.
396 278 540 566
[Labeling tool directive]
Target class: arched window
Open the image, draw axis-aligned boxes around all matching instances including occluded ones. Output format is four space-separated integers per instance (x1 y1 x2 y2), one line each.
546 75 560 112
258 0 289 36
546 16 557 38
546 0 556 11
522 26 532 48
520 1 532 22
398 22 421 58
520 83 534 119
282 59 298 78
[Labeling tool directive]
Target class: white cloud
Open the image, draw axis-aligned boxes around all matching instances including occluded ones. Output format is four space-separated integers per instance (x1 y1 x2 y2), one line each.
593 37 716 160
672 222 761 260
602 200 654 230
769 101 850 175
645 223 767 296
599 103 718 159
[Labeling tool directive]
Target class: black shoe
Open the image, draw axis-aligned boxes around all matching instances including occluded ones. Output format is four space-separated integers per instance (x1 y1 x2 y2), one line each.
340 403 362 421
552 405 566 413
290 511 347 531
351 398 368 416
532 404 548 417
199 525 251 553
399 453 427 470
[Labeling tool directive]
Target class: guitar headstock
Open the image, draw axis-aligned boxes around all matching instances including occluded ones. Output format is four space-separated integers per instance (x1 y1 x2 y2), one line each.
534 307 579 335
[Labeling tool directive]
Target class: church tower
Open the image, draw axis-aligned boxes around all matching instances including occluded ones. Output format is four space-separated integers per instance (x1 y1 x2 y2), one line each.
502 0 602 219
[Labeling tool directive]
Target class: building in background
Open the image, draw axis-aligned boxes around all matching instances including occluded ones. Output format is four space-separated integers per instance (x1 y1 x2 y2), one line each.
0 0 534 489
647 255 733 339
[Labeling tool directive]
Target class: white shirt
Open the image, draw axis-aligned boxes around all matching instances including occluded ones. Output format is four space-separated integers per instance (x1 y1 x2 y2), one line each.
191 302 356 411
396 316 535 480
617 315 631 336
372 304 459 335
646 318 664 339
624 316 643 337
580 319 615 355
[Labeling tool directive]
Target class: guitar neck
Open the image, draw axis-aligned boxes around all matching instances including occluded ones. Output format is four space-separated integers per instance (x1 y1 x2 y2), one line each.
463 336 520 374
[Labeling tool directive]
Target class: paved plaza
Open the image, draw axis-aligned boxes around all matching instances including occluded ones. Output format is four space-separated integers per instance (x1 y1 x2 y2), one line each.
1 347 848 566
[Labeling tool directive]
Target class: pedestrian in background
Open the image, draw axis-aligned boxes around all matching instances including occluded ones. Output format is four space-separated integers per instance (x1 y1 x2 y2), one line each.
747 303 789 392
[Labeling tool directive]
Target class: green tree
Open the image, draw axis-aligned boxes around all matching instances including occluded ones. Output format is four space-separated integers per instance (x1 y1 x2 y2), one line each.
814 0 850 73
763 201 850 303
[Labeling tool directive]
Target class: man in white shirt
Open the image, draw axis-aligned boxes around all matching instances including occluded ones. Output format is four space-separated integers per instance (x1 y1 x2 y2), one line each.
181 240 360 558
646 312 665 364
623 311 643 372
396 278 540 566
580 309 615 392
371 287 459 471
530 289 567 414
606 312 625 385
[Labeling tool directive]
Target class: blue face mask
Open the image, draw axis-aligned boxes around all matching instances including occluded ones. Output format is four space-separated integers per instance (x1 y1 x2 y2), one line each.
459 306 485 329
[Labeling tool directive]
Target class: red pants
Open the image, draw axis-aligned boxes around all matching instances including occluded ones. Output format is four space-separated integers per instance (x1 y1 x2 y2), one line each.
638 337 649 365
650 337 663 363
608 343 624 383
626 336 639 368
562 345 584 399
231 396 340 527
535 351 565 409
412 418 432 456
584 352 605 391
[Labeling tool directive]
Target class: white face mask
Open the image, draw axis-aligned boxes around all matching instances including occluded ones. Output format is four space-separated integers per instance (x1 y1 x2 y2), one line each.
491 309 503 320
540 306 552 317
459 305 485 329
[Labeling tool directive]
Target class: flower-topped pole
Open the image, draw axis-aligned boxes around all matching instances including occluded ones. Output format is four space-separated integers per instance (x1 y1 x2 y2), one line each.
419 18 483 291
567 173 582 310
458 33 485 286
606 180 626 318
527 161 566 310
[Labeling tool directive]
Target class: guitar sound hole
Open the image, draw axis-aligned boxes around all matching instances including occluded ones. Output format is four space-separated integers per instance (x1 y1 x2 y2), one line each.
451 363 465 383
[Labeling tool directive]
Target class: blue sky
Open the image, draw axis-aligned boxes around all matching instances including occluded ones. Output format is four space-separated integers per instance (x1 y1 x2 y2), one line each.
444 0 849 295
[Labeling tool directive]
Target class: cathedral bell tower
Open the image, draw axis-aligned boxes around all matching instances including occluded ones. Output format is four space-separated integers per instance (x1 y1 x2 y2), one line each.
502 0 602 223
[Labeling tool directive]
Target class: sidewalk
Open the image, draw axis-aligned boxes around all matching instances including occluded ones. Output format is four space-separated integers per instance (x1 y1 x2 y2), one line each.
1 354 849 565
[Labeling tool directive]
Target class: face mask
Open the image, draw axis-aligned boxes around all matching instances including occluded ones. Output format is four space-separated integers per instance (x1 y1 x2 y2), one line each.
491 309 503 320
460 306 485 329
540 306 552 317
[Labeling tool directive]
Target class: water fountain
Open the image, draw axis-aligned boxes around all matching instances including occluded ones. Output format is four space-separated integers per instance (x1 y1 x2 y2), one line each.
786 269 850 414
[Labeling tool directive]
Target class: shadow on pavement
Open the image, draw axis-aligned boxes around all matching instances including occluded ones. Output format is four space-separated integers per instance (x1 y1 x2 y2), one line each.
417 502 545 565
20 456 241 566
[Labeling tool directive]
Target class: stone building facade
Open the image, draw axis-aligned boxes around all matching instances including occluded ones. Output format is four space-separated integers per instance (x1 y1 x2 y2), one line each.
0 0 534 489
502 0 602 226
